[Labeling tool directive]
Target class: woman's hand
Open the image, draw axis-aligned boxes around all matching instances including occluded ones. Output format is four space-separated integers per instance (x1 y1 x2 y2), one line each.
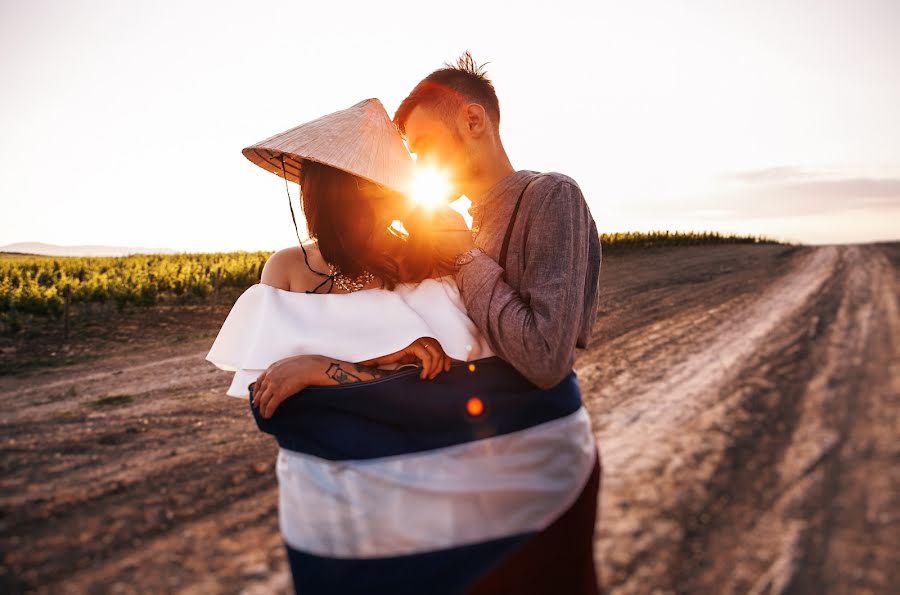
251 339 451 418
251 355 323 419
358 337 452 380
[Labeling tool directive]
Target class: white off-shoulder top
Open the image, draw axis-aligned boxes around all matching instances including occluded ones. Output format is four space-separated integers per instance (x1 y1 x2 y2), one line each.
205 276 496 397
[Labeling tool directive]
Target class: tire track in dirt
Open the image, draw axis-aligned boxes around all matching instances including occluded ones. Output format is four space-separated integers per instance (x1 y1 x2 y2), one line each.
751 246 900 594
578 244 899 594
595 246 836 473
579 246 838 592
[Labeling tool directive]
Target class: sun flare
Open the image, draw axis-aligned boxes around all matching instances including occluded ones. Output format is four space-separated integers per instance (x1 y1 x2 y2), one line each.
389 219 409 239
409 167 451 209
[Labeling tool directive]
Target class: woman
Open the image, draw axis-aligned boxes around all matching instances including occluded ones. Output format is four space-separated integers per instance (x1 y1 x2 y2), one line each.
206 99 599 594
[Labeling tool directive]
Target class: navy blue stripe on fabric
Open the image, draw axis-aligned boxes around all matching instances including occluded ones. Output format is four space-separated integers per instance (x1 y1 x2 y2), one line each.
283 532 533 595
248 356 582 460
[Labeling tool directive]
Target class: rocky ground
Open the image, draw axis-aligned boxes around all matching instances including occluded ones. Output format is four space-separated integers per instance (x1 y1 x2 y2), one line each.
1 243 897 594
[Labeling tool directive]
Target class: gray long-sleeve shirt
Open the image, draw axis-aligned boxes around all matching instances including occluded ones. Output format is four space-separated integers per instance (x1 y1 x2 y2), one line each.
455 170 602 389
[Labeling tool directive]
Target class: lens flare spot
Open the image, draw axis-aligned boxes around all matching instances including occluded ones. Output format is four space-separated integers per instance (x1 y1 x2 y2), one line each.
389 219 409 239
448 195 473 230
466 397 484 417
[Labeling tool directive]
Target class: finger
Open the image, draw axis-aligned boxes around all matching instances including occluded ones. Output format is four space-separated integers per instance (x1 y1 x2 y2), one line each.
251 379 263 406
254 385 269 413
411 345 428 379
262 391 283 419
428 346 443 379
411 343 434 379
426 348 444 379
256 377 273 407
252 371 268 405
255 383 274 415
423 338 447 379
422 343 440 380
263 390 281 419
431 339 450 380
432 356 448 379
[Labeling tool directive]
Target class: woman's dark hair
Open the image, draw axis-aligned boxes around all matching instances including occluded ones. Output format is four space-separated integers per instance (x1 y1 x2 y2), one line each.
298 160 455 290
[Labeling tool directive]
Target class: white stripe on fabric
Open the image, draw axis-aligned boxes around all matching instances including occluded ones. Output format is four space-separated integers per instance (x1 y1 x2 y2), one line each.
276 406 596 559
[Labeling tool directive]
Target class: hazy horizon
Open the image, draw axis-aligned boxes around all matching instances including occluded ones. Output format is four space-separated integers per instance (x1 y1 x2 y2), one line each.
2 0 899 252
2 231 899 260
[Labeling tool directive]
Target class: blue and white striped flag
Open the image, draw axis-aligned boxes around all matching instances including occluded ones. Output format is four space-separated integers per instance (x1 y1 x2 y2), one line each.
249 356 600 595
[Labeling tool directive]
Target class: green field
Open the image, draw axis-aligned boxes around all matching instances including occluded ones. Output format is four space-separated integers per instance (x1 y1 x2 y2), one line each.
598 231 778 250
0 232 778 333
0 251 269 324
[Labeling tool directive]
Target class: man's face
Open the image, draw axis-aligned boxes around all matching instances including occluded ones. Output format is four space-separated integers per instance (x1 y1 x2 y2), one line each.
403 104 472 200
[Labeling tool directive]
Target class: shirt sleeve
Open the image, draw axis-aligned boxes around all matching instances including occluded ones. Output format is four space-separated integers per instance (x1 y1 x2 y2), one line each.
455 180 593 389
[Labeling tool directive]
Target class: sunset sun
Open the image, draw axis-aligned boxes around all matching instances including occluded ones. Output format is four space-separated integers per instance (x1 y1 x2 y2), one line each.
409 166 451 209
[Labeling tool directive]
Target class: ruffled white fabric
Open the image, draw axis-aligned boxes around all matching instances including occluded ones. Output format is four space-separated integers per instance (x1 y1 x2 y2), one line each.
205 276 495 397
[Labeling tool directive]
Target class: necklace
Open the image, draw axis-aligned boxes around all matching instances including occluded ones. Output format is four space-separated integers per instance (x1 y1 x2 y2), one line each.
326 262 377 292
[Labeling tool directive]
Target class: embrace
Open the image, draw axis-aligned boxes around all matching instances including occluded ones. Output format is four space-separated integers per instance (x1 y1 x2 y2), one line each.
206 53 603 595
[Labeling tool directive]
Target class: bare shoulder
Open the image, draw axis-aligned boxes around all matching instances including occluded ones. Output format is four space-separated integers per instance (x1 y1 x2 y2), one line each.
260 243 331 293
260 247 298 290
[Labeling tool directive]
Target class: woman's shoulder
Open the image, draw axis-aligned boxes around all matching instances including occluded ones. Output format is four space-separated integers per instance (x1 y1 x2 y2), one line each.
261 243 330 293
259 243 459 296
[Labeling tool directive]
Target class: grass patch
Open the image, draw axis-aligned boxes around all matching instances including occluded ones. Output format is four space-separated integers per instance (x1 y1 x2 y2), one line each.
1 235 787 337
90 394 134 408
600 231 782 251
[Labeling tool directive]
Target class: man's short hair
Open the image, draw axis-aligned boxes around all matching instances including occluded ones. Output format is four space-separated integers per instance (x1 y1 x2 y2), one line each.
394 51 500 136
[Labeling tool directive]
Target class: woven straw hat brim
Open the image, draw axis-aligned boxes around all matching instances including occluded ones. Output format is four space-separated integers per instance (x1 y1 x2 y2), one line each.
242 98 413 194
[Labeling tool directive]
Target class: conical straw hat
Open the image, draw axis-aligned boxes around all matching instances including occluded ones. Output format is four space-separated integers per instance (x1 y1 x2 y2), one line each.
242 98 413 193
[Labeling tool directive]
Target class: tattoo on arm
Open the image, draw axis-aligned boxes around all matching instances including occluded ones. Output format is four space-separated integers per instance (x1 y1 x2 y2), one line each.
352 362 394 379
325 363 363 384
324 362 397 384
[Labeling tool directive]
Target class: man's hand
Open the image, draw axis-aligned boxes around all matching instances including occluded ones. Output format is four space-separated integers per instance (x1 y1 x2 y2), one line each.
358 337 452 380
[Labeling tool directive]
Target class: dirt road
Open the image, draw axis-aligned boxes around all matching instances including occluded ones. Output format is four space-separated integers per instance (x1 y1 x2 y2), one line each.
1 243 897 594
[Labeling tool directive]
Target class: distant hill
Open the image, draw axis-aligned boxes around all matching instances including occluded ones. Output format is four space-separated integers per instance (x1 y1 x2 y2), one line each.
0 242 177 257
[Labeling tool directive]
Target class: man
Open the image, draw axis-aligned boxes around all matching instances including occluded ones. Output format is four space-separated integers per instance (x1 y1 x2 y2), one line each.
394 52 602 391
393 52 604 593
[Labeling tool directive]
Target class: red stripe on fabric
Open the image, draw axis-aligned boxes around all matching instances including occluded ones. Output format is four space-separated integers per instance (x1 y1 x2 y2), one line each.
465 448 603 595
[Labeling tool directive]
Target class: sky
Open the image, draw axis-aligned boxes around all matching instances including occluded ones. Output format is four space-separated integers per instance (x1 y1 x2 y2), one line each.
1 0 899 252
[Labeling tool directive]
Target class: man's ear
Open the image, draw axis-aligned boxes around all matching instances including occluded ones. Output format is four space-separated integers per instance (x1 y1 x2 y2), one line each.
463 103 487 138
